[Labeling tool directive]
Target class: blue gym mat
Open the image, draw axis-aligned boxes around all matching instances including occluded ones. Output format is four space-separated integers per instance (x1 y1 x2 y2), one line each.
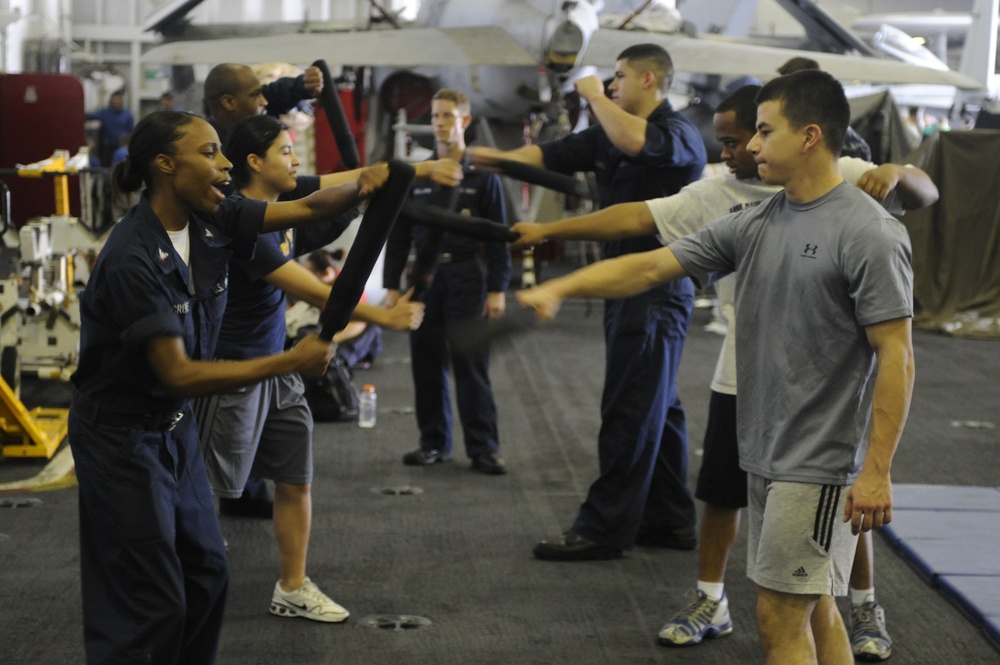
881 484 1000 648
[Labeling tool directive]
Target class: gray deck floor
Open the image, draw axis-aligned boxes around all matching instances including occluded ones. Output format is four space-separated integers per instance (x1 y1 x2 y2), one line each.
2 299 999 664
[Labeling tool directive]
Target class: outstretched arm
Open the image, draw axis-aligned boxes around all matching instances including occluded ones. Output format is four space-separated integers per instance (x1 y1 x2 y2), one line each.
412 158 464 186
844 316 915 534
265 261 424 332
262 163 389 232
511 201 653 249
854 164 938 211
352 293 423 331
516 246 686 321
147 334 333 397
467 145 545 170
319 159 462 189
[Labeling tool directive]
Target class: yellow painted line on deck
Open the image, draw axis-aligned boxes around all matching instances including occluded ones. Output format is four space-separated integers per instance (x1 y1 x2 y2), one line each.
0 445 76 493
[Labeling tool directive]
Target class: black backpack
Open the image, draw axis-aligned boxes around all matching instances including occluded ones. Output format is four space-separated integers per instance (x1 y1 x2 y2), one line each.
302 356 360 422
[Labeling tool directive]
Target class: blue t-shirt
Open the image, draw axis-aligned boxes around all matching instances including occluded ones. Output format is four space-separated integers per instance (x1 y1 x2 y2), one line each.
72 193 265 415
215 177 354 359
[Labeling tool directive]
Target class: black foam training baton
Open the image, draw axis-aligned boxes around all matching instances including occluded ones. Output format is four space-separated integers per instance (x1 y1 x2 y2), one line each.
312 59 361 170
400 201 519 244
407 181 460 301
319 160 416 340
496 160 593 200
449 304 540 357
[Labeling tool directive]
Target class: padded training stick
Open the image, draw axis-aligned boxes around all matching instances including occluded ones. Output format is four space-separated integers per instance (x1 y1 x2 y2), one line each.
407 183 459 301
312 59 361 170
449 306 540 357
496 160 593 200
400 201 519 243
319 160 416 340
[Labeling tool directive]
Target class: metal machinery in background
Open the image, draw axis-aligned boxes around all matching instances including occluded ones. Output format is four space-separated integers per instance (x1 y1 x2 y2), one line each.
13 205 108 382
0 73 114 458
0 171 114 459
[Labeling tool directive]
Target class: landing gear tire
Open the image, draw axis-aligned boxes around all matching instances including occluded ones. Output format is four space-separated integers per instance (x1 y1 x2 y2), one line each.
2 345 20 398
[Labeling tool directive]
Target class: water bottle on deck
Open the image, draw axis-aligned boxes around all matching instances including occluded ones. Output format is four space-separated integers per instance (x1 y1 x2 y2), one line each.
358 384 377 428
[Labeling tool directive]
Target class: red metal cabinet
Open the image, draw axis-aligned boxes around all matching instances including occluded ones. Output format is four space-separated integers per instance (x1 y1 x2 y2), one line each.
0 74 85 227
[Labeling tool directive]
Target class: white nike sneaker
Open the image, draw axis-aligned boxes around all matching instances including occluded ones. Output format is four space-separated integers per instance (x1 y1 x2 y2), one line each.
269 577 349 623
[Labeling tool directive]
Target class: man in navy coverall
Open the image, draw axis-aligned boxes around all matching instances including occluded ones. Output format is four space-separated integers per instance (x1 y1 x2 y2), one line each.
384 88 512 476
471 43 706 558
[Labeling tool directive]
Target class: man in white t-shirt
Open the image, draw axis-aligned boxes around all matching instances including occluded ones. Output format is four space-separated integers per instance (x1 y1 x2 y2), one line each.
511 82 936 661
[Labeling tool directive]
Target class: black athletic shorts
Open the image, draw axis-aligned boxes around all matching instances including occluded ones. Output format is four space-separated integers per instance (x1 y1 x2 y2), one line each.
694 391 747 509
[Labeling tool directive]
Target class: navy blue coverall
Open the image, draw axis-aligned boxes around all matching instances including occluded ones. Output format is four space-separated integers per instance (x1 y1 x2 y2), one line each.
539 100 707 548
70 194 264 664
383 162 511 458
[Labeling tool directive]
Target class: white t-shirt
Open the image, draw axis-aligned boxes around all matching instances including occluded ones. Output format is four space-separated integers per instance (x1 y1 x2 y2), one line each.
166 224 190 266
645 157 901 395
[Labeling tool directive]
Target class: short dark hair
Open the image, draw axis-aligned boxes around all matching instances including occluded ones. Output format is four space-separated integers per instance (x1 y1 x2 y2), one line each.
225 115 288 188
777 57 819 75
616 43 674 91
715 84 762 134
756 70 849 155
203 63 251 114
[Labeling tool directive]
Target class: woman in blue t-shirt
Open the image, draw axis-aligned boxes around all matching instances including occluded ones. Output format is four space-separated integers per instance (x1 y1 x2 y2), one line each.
192 114 424 624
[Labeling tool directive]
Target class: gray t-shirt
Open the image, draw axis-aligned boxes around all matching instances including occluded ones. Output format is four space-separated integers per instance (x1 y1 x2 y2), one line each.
669 182 913 484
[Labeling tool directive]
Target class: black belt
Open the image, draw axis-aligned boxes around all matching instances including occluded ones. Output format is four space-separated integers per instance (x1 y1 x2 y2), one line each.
73 400 186 431
439 251 477 264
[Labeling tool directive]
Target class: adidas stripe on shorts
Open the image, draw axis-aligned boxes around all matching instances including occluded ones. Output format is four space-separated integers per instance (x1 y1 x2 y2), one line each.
746 474 859 596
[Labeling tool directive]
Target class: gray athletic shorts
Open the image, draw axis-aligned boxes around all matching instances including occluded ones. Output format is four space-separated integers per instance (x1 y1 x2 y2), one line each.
195 372 313 497
746 474 858 596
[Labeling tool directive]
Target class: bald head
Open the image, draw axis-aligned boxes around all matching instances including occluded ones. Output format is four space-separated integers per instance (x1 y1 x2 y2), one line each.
203 63 266 130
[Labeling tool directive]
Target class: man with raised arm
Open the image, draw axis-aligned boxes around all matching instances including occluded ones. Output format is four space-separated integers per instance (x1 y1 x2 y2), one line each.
511 83 935 659
517 71 915 665
471 43 706 560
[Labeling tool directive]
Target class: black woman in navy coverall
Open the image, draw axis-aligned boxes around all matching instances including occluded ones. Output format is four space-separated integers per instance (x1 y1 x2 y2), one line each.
68 111 385 664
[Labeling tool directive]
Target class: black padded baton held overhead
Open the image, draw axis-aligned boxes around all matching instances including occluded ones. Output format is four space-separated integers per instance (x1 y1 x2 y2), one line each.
312 59 361 170
318 160 416 340
496 160 593 200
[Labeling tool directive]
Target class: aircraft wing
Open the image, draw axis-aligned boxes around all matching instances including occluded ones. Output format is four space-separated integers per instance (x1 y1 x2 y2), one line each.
140 26 539 67
583 30 985 90
140 22 984 91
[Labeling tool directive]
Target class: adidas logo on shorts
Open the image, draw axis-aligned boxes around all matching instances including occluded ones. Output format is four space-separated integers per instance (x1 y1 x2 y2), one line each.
792 567 809 578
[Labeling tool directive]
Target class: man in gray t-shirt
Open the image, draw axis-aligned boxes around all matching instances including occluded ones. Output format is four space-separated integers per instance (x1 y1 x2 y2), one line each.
516 71 914 665
671 183 912 484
